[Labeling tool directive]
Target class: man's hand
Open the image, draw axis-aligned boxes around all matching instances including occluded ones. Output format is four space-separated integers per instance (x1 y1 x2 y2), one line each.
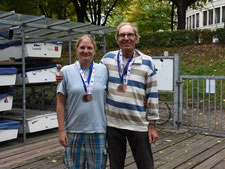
56 64 63 84
148 125 158 144
56 73 63 84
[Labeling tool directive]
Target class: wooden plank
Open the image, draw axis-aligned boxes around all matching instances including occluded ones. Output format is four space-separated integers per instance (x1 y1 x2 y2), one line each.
0 129 58 152
124 155 135 167
14 151 63 169
156 135 215 168
31 155 64 169
0 137 59 159
1 129 224 169
124 132 195 169
124 162 137 169
152 132 195 153
193 148 225 169
157 137 224 169
0 141 60 163
176 140 225 169
118 131 173 168
124 131 182 168
154 134 204 161
0 144 63 168
211 159 225 169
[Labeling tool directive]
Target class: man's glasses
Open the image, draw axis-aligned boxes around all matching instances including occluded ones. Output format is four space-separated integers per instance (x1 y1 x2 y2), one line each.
117 33 136 39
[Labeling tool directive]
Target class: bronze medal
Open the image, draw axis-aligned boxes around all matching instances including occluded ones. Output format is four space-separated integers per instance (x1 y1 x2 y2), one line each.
117 84 127 92
83 94 93 102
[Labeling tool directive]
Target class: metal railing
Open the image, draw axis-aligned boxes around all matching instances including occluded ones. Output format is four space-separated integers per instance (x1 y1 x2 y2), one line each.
179 75 225 134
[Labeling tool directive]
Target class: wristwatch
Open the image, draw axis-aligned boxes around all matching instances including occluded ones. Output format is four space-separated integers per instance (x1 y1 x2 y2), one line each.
148 122 156 127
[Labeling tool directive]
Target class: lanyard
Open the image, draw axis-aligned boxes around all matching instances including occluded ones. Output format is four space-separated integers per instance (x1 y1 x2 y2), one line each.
117 50 135 85
76 61 95 94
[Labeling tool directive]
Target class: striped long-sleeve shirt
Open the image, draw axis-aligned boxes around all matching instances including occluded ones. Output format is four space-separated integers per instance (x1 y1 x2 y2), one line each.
101 50 159 132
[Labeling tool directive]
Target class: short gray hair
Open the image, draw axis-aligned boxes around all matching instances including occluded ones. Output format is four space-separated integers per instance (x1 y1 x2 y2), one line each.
115 22 140 43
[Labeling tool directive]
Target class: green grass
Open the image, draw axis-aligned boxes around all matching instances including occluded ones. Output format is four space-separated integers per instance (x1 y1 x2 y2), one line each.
139 43 225 76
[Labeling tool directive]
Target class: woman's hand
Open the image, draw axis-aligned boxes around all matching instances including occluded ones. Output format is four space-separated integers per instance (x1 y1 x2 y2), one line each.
59 130 69 147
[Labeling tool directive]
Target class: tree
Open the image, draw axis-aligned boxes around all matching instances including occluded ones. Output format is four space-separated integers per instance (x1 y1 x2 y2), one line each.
70 0 129 25
0 0 128 26
0 0 74 20
123 0 171 32
171 0 211 29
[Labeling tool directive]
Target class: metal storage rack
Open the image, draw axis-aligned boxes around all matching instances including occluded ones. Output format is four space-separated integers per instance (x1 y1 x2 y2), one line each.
0 10 115 143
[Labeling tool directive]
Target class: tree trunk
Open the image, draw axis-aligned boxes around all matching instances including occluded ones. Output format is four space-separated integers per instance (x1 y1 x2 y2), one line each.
71 0 88 22
171 1 175 31
174 0 187 29
97 0 101 25
173 0 198 30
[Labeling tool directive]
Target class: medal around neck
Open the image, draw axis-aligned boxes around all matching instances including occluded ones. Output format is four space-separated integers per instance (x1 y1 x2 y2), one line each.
117 84 127 92
117 50 135 93
76 61 95 103
83 94 93 102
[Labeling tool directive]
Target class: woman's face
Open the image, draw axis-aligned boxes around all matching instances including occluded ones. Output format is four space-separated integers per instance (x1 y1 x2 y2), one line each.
77 37 95 67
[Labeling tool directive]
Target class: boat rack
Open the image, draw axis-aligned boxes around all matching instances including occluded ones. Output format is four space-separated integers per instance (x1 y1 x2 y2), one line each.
0 10 115 143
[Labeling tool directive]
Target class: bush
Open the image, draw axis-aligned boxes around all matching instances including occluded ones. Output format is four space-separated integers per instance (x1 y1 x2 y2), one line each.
106 29 224 48
200 29 214 43
215 28 225 43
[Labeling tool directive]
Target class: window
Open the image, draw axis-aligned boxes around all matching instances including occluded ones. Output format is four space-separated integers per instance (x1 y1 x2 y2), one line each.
196 13 199 27
203 11 207 26
192 15 195 29
186 17 189 29
209 9 213 25
222 6 225 22
189 16 192 29
215 7 220 23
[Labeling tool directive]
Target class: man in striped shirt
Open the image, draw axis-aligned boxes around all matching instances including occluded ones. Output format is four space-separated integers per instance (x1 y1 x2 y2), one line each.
101 22 159 169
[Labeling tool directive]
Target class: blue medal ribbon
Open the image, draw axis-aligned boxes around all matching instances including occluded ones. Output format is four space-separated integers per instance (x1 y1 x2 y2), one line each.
117 51 134 84
80 61 94 92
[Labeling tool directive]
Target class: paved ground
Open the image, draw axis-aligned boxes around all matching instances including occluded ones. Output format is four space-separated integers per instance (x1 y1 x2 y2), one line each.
0 127 225 169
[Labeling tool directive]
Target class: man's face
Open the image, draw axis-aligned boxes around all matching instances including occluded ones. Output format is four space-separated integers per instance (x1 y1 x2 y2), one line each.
117 25 138 52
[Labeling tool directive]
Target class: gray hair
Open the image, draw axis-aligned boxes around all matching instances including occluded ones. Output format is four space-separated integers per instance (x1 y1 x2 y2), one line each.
115 22 140 43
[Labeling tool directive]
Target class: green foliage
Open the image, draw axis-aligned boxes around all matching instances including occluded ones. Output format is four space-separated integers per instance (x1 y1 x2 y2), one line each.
0 0 74 20
200 29 214 44
123 0 171 32
0 0 38 14
215 28 225 43
106 29 224 48
107 15 125 27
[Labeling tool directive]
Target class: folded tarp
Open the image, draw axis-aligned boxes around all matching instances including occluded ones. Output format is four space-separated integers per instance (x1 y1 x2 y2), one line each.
0 67 18 75
0 94 10 99
0 118 20 129
25 64 57 72
17 64 58 73
0 41 60 50
0 87 16 99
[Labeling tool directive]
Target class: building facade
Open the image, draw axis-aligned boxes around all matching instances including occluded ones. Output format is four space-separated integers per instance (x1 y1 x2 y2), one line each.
186 0 225 30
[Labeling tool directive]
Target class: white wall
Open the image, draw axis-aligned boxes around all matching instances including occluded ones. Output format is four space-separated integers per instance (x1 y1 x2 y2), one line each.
186 0 225 30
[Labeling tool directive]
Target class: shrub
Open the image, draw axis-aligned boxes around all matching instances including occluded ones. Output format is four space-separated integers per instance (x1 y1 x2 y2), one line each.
215 28 225 43
200 29 214 43
105 29 224 48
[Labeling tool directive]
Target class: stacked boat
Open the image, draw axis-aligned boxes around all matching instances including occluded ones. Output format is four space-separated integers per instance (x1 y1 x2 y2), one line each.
0 67 20 142
0 41 62 142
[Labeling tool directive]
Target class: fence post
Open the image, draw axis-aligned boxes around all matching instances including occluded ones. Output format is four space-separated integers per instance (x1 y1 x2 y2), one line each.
173 54 180 130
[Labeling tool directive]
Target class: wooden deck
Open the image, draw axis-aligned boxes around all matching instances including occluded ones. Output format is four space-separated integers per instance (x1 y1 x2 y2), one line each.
0 128 225 169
